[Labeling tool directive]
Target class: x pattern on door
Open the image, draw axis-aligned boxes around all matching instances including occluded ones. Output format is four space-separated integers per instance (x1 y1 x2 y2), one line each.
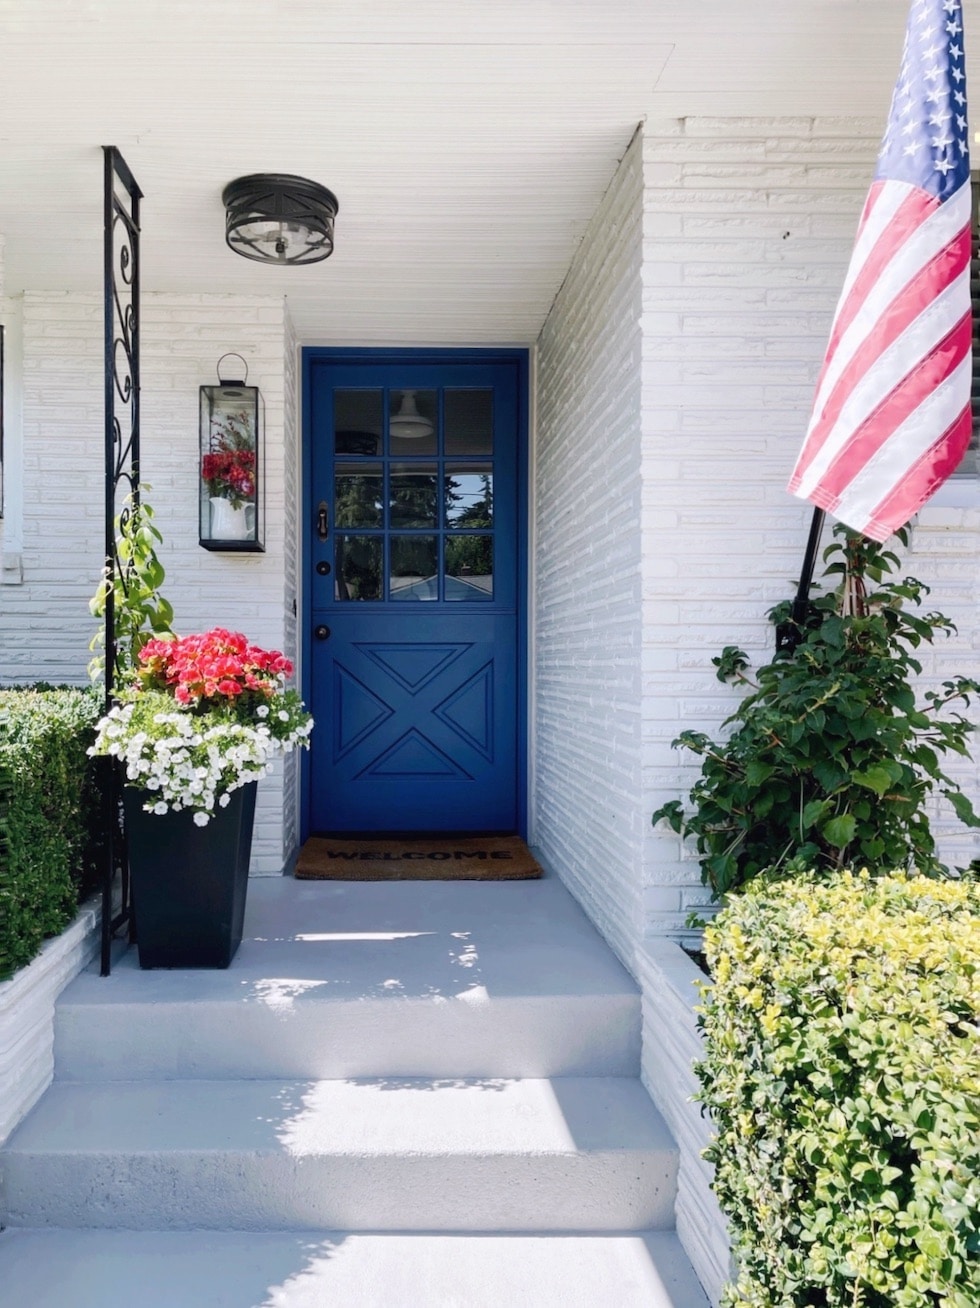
333 641 495 781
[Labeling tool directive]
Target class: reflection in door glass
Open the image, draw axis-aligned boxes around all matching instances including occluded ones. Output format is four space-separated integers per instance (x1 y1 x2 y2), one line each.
335 463 382 528
445 465 493 527
335 535 382 601
445 536 493 601
390 535 438 601
389 389 437 456
334 390 382 456
445 389 492 455
390 463 438 528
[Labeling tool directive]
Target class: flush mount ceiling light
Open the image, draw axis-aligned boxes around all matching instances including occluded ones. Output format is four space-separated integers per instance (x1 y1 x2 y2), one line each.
390 390 434 439
222 174 339 265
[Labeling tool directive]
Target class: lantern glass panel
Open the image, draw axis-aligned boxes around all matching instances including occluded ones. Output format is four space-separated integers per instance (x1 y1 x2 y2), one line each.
199 383 264 551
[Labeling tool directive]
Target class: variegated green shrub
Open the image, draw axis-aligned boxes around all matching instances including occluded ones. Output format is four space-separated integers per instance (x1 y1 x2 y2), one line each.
698 871 980 1307
0 687 101 979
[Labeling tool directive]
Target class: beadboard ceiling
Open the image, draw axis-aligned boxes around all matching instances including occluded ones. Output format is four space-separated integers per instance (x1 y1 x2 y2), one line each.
0 0 972 344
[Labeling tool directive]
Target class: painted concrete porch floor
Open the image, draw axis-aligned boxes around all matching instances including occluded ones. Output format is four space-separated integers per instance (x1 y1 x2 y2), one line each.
54 871 645 1080
0 872 711 1306
0 1229 709 1307
84 870 641 997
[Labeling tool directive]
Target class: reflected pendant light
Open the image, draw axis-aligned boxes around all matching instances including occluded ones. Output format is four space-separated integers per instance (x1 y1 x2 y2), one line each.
390 390 433 439
222 174 339 265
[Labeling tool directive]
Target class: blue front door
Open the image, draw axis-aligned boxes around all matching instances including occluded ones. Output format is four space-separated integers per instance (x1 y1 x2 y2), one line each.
305 351 525 833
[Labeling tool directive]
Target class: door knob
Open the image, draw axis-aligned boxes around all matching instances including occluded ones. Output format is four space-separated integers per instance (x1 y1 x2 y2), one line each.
317 501 329 541
315 625 331 641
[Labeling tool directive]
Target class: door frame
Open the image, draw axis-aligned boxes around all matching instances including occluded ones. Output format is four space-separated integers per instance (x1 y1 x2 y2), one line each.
299 346 530 841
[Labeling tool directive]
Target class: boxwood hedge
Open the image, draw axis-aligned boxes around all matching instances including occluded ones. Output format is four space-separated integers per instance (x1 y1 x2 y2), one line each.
698 871 980 1307
0 687 101 980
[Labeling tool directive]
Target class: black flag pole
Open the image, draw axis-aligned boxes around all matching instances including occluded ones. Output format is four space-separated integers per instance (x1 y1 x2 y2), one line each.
775 506 826 653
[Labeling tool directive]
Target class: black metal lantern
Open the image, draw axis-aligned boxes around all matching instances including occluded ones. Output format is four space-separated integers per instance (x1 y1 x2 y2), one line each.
222 174 339 265
199 354 264 552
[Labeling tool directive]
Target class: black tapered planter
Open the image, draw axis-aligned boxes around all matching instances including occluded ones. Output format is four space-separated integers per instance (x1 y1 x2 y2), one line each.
123 782 257 969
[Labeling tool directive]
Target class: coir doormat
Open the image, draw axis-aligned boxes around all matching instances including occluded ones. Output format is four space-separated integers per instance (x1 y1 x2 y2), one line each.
295 835 542 881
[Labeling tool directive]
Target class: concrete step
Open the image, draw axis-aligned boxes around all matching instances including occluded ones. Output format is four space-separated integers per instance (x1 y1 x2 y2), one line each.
1 1076 678 1232
54 877 641 1081
0 1228 711 1307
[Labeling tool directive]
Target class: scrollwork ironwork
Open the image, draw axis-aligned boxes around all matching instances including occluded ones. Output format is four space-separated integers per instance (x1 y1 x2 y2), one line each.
101 146 142 975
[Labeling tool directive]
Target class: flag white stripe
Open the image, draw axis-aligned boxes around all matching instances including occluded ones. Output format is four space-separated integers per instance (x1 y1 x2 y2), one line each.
804 182 970 440
833 353 972 526
830 180 914 325
794 268 970 498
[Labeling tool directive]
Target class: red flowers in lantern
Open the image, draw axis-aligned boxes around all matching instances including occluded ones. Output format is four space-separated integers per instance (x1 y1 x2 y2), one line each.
201 445 256 507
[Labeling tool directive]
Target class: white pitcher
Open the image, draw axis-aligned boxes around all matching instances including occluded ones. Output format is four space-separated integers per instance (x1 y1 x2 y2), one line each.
210 496 255 541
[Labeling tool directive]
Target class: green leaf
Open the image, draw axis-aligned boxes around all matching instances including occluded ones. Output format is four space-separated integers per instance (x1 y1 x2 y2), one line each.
851 765 897 797
821 813 856 848
745 761 775 787
801 799 831 831
947 790 980 828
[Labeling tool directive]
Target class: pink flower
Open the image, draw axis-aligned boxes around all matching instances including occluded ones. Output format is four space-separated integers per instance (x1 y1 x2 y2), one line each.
136 627 293 711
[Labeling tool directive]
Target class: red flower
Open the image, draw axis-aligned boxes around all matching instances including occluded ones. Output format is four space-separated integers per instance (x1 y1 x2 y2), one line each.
136 628 293 710
202 444 257 504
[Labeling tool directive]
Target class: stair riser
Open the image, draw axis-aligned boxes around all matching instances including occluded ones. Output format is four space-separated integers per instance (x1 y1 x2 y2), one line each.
54 996 641 1080
2 1151 677 1232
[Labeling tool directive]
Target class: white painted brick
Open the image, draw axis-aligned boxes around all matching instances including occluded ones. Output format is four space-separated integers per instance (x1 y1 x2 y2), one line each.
533 130 645 976
0 291 294 875
638 114 980 929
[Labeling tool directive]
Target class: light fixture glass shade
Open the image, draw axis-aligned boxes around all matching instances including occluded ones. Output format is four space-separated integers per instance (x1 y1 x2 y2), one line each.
389 390 434 439
222 174 339 265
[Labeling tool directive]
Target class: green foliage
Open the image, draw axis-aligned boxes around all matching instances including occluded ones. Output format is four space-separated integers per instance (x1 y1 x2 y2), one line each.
697 871 980 1308
652 528 980 896
0 687 102 980
89 492 174 682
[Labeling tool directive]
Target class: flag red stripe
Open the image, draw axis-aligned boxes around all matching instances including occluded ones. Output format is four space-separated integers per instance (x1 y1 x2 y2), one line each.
802 311 972 501
861 405 973 541
789 225 971 486
818 183 934 373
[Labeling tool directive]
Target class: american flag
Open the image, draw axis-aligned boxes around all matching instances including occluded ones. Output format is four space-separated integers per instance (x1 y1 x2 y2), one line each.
788 0 972 543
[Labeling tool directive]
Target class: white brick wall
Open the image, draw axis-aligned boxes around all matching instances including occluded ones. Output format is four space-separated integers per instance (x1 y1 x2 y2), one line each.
0 900 99 1148
533 126 645 974
640 939 730 1308
641 117 980 938
0 291 296 874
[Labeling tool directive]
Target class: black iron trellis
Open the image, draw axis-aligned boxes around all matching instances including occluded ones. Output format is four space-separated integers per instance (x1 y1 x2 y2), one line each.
101 146 142 976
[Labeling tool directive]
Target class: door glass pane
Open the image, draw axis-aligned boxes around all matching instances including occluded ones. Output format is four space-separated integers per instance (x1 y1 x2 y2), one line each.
390 535 438 601
445 465 493 528
334 390 382 456
445 389 492 455
445 536 493 601
389 389 437 456
335 462 382 528
335 535 382 601
390 463 438 528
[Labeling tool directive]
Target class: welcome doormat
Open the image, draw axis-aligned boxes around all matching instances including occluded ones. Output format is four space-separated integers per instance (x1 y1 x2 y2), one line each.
294 835 542 881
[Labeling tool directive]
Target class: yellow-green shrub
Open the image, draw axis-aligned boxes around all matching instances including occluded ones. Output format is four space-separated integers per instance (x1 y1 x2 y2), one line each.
0 687 101 980
698 871 980 1307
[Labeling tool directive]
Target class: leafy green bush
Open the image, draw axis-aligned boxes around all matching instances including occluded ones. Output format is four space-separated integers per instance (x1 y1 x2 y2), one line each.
698 871 980 1307
0 687 101 980
653 529 980 896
